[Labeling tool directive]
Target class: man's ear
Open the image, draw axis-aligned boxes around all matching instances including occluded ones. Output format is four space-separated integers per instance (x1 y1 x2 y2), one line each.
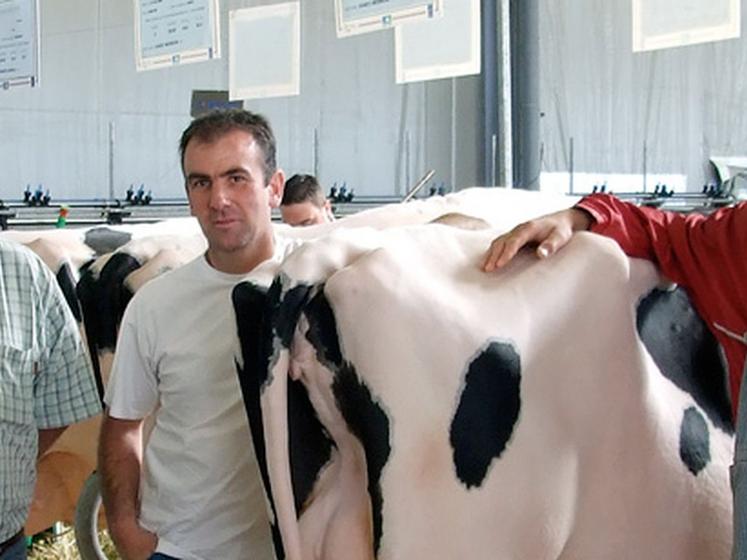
323 199 335 222
267 170 285 208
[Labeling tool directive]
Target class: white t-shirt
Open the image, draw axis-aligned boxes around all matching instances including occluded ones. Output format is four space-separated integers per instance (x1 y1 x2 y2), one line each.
105 239 297 560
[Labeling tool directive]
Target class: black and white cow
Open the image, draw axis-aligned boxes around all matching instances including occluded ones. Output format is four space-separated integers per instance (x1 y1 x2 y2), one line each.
233 224 734 560
0 221 205 536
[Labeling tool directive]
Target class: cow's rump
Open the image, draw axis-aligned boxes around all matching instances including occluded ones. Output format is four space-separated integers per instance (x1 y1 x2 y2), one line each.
234 225 733 560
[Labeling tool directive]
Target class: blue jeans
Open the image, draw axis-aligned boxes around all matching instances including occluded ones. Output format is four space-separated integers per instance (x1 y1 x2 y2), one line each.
0 534 25 560
733 362 747 559
149 554 180 560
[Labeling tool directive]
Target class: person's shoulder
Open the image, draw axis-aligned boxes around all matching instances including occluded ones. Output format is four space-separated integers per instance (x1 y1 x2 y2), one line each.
0 238 36 263
0 238 49 278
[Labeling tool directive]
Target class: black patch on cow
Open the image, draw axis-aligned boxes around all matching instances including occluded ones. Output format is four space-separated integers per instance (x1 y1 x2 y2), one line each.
56 262 82 322
76 253 141 402
78 253 141 352
331 363 390 556
233 280 334 560
75 266 105 400
303 290 343 368
233 281 285 559
636 287 733 434
679 406 711 475
303 289 391 555
83 227 132 255
275 283 313 348
288 376 335 515
450 340 521 489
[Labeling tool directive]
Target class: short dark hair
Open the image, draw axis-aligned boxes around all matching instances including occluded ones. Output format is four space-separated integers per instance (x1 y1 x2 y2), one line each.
179 109 277 182
281 174 326 207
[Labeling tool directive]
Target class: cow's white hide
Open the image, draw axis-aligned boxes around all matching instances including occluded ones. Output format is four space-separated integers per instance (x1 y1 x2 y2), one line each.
244 225 733 560
271 187 578 240
23 236 94 274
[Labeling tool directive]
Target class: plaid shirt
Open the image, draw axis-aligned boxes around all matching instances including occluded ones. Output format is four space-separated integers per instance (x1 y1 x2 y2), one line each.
0 239 101 541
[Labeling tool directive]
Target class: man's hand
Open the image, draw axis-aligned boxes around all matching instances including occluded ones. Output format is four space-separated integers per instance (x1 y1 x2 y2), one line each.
483 207 593 272
108 518 158 560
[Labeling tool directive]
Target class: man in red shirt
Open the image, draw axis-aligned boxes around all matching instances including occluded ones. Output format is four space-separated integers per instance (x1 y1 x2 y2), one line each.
483 193 747 556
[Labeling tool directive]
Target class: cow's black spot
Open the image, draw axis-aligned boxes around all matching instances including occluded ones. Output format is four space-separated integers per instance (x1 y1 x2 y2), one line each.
332 362 391 556
680 406 711 475
233 280 333 560
637 287 733 434
76 253 140 402
288 376 334 516
233 281 284 560
304 289 343 368
99 254 141 348
304 288 390 555
450 340 521 489
56 262 82 322
75 267 105 400
275 283 312 348
83 227 132 255
269 520 284 560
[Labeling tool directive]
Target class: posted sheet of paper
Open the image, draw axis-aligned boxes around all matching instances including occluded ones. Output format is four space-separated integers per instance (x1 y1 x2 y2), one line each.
134 0 220 71
229 2 300 101
395 0 480 84
0 0 39 89
336 0 442 37
632 0 740 52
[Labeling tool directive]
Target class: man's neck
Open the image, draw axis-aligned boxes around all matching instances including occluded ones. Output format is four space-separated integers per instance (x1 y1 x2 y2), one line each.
206 238 275 275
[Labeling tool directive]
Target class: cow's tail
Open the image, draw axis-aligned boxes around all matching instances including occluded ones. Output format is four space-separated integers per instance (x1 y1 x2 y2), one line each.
262 347 305 560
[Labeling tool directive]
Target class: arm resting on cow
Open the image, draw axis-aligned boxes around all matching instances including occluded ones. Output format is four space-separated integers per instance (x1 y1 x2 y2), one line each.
483 207 593 271
37 427 67 458
98 412 157 560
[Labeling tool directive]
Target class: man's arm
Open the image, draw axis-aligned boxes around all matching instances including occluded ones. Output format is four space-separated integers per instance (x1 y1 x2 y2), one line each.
38 427 67 458
483 207 592 271
98 412 157 560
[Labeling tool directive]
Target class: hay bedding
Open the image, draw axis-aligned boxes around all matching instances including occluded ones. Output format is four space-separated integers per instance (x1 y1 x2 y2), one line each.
27 526 118 560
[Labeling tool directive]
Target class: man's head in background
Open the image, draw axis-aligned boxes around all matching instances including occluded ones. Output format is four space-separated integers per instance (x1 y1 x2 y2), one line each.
280 174 335 226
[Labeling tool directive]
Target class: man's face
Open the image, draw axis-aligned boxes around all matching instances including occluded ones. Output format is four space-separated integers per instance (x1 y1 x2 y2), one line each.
280 200 333 227
184 129 283 271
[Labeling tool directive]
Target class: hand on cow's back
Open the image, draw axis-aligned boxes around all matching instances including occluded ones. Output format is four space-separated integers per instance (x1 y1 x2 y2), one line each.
483 208 592 272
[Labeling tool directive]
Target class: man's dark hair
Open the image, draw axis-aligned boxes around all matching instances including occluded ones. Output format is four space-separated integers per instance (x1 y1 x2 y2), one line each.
179 109 277 182
281 174 326 207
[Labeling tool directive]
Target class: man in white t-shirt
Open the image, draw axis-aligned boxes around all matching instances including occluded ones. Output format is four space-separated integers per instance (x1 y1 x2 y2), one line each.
99 110 293 560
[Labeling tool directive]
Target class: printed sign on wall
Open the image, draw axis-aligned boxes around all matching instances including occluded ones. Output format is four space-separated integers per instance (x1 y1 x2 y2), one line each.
395 0 480 84
0 0 40 90
134 0 220 71
336 0 442 37
633 0 740 52
229 2 300 101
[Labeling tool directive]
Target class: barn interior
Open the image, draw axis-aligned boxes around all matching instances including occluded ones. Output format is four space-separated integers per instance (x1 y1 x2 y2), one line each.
1 1 745 559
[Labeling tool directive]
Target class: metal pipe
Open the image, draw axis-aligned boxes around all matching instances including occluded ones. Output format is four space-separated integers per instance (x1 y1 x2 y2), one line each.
510 0 540 190
500 0 513 188
108 121 115 200
450 78 457 191
402 169 436 202
569 137 574 194
405 130 411 191
491 133 498 187
313 127 320 178
482 0 498 185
